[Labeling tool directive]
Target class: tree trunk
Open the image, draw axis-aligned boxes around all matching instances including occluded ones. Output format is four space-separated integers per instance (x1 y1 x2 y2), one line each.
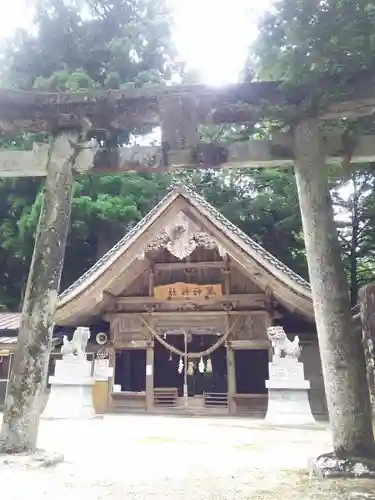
0 133 81 454
359 283 375 420
293 118 375 459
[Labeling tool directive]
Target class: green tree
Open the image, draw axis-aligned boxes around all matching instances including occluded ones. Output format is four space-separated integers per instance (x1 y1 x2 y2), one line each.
3 0 176 90
177 167 307 277
0 178 40 309
253 0 375 83
0 0 176 306
251 0 375 303
331 164 375 306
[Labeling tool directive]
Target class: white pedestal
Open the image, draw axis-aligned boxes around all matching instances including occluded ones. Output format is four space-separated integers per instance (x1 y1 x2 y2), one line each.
265 358 315 425
43 356 96 419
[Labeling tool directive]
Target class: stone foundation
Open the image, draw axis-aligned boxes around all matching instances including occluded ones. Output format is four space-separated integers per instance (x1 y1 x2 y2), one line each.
43 356 96 419
265 358 315 426
309 452 375 479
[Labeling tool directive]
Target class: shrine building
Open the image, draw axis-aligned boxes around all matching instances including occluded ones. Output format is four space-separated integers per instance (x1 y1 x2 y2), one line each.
1 183 327 418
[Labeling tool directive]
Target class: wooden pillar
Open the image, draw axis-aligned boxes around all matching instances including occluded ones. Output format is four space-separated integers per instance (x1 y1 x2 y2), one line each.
143 313 154 412
145 344 154 411
264 308 273 361
226 344 236 414
104 345 115 411
222 255 231 295
0 132 93 454
108 346 116 409
294 118 375 458
359 284 375 419
147 259 155 297
225 312 236 414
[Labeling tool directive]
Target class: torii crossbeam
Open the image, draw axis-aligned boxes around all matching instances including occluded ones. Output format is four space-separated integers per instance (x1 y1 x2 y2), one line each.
0 73 374 468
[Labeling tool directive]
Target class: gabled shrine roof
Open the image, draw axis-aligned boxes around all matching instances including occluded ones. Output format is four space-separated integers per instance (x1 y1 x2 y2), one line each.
56 182 314 325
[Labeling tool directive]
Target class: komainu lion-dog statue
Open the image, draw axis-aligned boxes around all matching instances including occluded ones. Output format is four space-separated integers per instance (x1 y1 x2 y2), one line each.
267 326 301 360
61 326 91 358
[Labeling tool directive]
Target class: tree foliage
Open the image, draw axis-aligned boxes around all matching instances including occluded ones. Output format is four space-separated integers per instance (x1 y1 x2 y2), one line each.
0 0 176 308
183 168 306 278
331 164 375 305
253 0 375 83
252 0 375 305
3 0 176 90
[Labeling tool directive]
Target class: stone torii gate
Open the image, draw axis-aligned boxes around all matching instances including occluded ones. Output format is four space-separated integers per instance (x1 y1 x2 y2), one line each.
0 75 375 468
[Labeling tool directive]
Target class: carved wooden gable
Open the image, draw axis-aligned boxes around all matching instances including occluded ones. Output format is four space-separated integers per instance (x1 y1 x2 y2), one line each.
139 211 226 260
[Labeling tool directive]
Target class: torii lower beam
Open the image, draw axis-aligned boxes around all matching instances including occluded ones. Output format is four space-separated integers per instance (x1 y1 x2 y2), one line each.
1 133 374 177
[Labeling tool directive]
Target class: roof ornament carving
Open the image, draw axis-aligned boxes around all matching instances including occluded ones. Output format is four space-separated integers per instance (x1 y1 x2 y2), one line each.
140 210 226 260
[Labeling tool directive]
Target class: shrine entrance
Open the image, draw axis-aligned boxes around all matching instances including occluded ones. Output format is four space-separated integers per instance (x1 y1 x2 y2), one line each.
63 193 322 418
153 330 228 412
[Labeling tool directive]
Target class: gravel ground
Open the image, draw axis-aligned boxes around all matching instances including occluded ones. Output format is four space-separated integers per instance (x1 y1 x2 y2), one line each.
0 414 374 499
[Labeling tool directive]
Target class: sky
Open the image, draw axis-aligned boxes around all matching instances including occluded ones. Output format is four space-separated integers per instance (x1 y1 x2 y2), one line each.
0 0 273 86
169 0 272 85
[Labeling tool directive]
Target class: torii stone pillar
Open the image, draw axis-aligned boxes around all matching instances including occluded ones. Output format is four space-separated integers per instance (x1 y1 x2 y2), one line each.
0 132 95 454
293 118 375 460
359 284 375 420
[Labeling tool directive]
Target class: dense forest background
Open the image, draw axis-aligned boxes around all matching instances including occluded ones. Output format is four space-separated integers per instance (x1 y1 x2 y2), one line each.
1 0 375 311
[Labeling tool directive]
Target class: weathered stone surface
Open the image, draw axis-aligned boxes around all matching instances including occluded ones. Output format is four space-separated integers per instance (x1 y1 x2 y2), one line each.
5 134 375 177
265 358 315 426
359 283 375 419
294 118 375 458
309 452 375 479
1 70 375 134
42 355 96 420
0 133 96 454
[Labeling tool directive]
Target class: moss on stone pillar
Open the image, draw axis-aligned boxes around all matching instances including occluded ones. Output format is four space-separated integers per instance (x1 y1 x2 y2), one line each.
294 118 375 460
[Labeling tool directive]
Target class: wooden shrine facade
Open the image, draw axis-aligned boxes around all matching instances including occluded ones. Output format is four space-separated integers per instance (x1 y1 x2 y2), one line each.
52 183 327 417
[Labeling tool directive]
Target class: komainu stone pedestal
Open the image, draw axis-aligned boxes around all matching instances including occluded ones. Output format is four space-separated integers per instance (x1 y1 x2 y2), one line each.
265 358 315 426
43 356 95 419
43 326 96 419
